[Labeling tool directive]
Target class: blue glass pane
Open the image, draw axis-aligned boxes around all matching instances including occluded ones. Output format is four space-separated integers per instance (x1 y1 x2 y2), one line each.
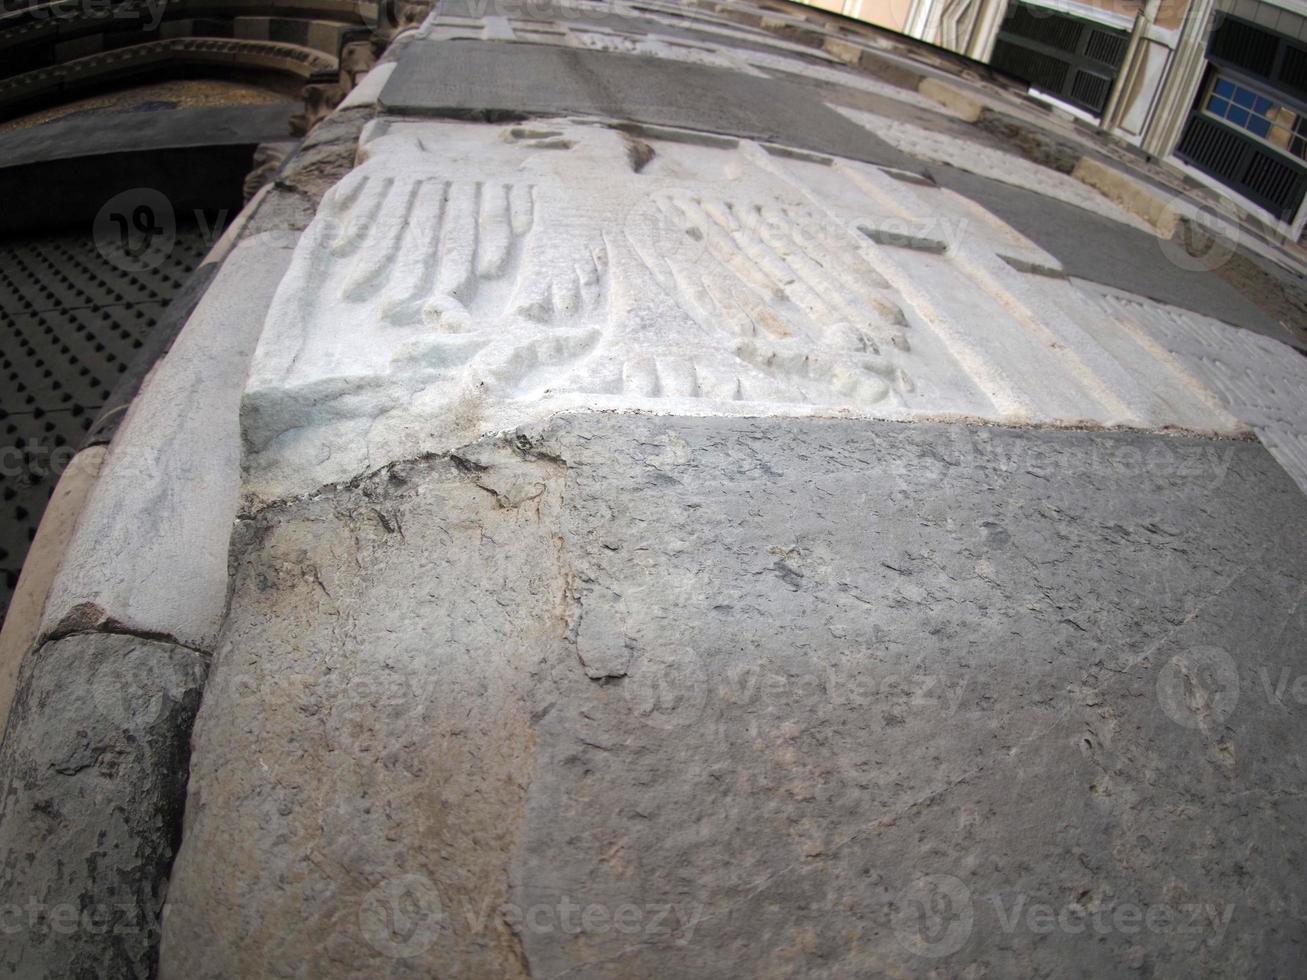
1208 96 1230 116
1228 106 1250 127
1214 78 1236 98
1233 86 1256 109
1248 115 1272 138
1254 96 1273 114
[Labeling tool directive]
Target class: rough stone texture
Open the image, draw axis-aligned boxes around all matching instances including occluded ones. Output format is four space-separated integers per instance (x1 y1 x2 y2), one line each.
273 105 374 206
0 447 105 741
39 233 296 653
428 0 866 69
378 40 922 173
161 439 567 979
164 415 1307 977
0 633 207 980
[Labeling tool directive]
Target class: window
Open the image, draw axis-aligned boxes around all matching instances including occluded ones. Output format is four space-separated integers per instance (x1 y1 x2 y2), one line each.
1204 72 1307 163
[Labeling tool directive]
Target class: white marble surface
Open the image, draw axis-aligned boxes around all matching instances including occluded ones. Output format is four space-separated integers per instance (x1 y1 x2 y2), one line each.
242 119 1250 500
1083 282 1307 495
44 233 297 649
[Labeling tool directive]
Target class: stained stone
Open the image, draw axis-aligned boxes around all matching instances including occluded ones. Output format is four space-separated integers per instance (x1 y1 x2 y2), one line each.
161 415 1307 978
0 633 207 980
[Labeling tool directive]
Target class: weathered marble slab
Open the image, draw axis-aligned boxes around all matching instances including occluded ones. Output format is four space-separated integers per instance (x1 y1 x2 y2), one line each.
1085 282 1307 495
243 119 1244 499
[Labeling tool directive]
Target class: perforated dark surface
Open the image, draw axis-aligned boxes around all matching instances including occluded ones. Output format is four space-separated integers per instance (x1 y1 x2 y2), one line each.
0 224 210 626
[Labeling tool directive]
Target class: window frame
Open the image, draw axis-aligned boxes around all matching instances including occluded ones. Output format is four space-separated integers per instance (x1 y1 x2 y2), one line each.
1200 67 1307 165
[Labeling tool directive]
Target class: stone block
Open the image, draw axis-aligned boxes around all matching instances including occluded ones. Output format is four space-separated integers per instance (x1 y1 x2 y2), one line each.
40 234 295 652
161 414 1307 977
241 118 1245 501
1072 156 1181 237
0 633 207 980
918 77 985 122
0 447 105 741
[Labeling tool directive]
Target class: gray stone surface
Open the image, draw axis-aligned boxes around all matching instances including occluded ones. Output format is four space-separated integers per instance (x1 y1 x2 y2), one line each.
39 232 295 652
163 414 1307 977
379 40 923 173
931 164 1296 346
0 632 207 980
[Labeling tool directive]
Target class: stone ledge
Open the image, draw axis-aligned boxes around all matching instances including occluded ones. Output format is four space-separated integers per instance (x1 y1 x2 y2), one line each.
0 446 105 741
1072 156 1182 238
39 232 296 653
917 77 985 123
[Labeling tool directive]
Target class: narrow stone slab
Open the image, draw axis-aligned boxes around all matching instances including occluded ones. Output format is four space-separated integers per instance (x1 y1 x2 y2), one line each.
0 633 207 980
378 40 922 172
162 415 1307 977
0 447 105 740
40 232 296 652
931 164 1296 347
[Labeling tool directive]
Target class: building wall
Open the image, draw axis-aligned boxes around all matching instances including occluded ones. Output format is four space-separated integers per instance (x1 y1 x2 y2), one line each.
1217 0 1307 42
791 0 913 32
